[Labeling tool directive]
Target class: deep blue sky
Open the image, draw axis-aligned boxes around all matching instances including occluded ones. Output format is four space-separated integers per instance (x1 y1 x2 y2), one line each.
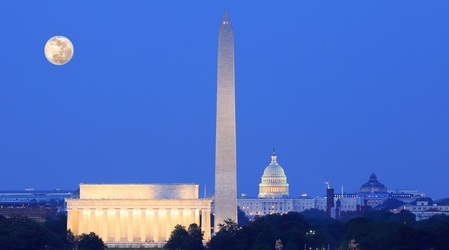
1 1 448 199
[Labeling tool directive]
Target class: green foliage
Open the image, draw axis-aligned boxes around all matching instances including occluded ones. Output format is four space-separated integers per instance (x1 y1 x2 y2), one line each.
165 225 189 250
0 215 49 250
217 218 240 235
284 240 298 250
339 212 449 250
362 209 416 225
0 214 106 250
209 213 313 250
436 198 449 205
66 230 76 250
165 223 204 250
253 228 281 249
45 213 68 249
186 223 204 250
237 206 249 226
208 219 243 250
375 198 405 210
207 211 449 250
300 208 326 220
76 232 105 250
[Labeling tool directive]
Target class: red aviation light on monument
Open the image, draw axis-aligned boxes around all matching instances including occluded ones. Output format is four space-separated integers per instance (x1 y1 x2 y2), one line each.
219 9 232 29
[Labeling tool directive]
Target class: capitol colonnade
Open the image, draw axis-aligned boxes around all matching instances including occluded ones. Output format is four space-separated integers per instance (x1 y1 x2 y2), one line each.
66 184 212 243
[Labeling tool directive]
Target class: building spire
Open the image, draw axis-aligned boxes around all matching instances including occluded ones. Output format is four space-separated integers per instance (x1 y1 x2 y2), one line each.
220 9 232 29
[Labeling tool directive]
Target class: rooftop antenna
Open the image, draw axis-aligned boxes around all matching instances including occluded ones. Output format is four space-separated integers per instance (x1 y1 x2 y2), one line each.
342 185 344 197
325 179 330 189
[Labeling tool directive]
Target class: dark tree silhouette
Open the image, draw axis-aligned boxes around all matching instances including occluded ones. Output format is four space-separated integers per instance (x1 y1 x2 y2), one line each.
165 223 204 250
300 208 326 220
186 223 204 250
208 219 244 250
76 232 104 250
165 225 189 250
375 198 405 210
237 206 249 226
0 215 49 250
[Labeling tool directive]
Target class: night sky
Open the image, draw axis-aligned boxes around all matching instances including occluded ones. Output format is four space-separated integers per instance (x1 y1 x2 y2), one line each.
1 1 448 199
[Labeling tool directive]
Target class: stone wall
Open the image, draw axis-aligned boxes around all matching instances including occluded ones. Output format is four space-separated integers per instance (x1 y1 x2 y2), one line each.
80 184 198 200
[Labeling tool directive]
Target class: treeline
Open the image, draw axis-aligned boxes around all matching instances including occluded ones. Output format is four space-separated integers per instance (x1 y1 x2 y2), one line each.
3 209 449 249
0 214 104 250
205 210 449 250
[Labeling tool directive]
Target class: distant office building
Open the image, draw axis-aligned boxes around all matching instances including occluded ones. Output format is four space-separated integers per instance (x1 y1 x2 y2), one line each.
0 189 73 222
0 207 57 223
388 189 425 203
239 197 315 219
334 193 359 199
402 199 449 221
0 189 74 203
0 189 73 212
357 173 389 207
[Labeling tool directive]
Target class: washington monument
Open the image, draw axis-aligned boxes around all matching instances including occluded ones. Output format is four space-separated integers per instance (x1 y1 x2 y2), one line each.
214 10 237 229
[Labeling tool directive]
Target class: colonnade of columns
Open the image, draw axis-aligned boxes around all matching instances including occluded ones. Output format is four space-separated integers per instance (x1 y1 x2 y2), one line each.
67 207 211 242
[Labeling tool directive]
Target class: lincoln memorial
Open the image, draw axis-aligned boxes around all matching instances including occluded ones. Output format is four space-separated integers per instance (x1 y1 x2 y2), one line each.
66 184 212 246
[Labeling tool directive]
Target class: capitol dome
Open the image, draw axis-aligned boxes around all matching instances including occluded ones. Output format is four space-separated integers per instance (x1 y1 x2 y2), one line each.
258 151 289 198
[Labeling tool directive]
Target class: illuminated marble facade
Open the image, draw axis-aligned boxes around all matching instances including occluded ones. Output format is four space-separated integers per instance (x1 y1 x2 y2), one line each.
66 184 212 244
258 152 289 199
215 9 237 228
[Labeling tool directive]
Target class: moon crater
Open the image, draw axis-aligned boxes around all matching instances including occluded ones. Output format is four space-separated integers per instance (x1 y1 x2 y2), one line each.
44 36 74 65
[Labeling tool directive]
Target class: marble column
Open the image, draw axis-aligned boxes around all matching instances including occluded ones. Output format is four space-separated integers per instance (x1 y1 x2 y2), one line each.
127 208 133 242
102 208 108 242
140 208 146 242
195 209 200 225
78 208 84 235
71 209 79 235
67 209 73 232
115 208 121 242
165 208 172 241
201 209 211 241
178 208 184 226
90 209 96 233
190 208 196 226
153 208 159 242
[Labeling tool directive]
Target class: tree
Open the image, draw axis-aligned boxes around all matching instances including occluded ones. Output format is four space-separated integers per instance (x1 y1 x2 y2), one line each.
44 213 68 249
207 219 244 250
436 198 449 205
375 198 405 210
165 223 204 250
165 225 189 250
217 218 240 234
0 215 49 250
65 230 76 250
76 232 104 250
237 206 249 226
300 208 326 220
186 223 204 250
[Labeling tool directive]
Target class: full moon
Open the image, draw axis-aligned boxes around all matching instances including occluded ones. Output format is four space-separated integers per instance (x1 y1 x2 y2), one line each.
44 36 74 65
